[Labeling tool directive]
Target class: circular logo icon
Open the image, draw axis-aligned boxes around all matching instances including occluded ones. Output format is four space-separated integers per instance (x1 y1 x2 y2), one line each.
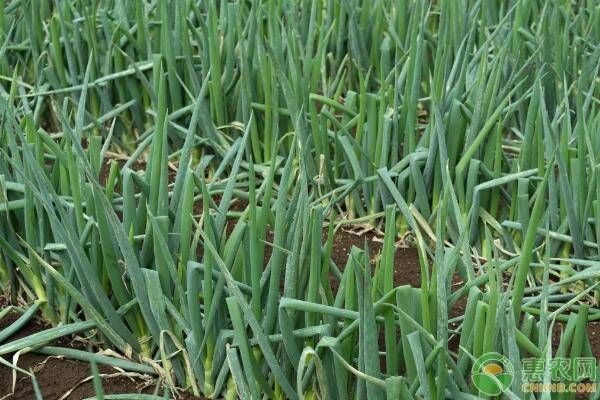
471 352 514 396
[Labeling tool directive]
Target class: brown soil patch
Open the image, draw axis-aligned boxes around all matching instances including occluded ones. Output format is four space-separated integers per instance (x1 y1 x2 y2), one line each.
587 322 600 359
98 156 147 188
324 228 422 374
327 227 421 289
551 320 600 359
0 310 203 400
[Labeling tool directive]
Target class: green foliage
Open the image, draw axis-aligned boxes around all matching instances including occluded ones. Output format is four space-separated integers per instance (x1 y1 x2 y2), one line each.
0 0 599 399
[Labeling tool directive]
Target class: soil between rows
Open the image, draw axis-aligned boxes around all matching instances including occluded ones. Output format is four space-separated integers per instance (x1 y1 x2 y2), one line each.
0 309 204 400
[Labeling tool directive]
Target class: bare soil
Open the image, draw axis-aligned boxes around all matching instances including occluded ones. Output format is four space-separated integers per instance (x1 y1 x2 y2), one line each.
0 309 203 400
328 227 422 288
